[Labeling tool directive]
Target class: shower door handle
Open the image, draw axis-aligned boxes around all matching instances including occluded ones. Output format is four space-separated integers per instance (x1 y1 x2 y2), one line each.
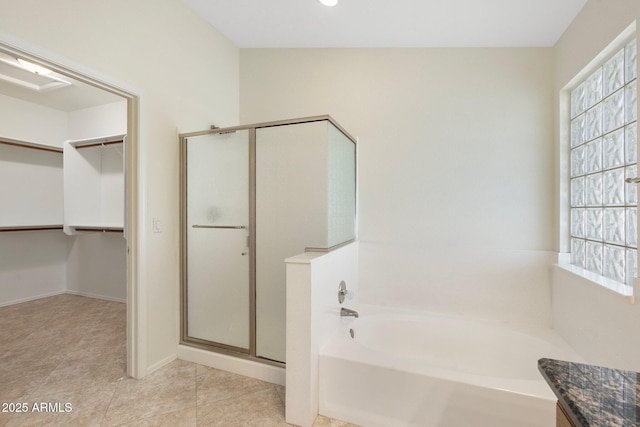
625 177 640 184
192 225 247 229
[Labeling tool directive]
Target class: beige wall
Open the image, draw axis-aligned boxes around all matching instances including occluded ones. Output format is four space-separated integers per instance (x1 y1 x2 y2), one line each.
241 48 557 325
241 48 555 250
551 0 640 371
0 0 240 373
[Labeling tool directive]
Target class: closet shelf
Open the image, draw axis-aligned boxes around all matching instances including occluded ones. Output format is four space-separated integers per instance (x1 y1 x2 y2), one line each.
68 134 125 149
0 225 64 233
0 137 63 153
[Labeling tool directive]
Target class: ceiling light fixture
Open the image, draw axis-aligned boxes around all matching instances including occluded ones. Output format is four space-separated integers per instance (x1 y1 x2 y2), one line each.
318 0 338 6
16 58 53 75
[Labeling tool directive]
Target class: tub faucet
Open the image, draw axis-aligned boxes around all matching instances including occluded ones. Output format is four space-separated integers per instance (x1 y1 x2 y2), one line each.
340 307 359 318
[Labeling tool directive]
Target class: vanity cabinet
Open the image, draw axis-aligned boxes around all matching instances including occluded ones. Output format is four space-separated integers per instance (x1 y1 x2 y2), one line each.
539 358 640 427
556 403 576 427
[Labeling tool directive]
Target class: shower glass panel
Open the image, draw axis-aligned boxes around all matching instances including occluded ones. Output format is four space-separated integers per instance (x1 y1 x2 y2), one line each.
180 115 356 366
256 121 328 362
185 130 250 351
255 120 356 362
327 123 357 247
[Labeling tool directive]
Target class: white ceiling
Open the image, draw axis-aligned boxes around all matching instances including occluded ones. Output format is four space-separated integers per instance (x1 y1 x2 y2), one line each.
0 1 589 111
0 51 123 112
183 0 588 48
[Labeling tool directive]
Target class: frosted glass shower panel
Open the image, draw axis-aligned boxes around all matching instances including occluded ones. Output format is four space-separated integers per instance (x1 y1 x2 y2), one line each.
255 120 357 362
186 131 250 351
255 121 328 362
327 123 356 247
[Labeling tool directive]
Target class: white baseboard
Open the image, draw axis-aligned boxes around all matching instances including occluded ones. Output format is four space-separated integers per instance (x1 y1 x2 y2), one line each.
554 252 571 265
0 290 66 307
177 344 285 386
146 353 178 375
64 290 126 303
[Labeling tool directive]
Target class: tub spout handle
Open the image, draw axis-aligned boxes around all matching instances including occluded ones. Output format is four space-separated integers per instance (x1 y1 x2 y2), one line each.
340 307 359 318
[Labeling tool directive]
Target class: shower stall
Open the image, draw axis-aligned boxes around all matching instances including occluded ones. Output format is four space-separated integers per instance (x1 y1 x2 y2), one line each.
179 116 356 365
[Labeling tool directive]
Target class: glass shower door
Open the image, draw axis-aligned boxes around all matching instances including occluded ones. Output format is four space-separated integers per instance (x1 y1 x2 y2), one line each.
185 130 250 352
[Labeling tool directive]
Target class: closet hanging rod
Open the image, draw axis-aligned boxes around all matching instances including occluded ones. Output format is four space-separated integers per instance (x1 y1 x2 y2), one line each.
74 140 124 149
74 227 124 233
0 138 63 153
0 225 64 233
192 225 247 229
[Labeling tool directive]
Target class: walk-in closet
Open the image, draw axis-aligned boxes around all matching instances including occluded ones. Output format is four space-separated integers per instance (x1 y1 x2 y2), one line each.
0 53 127 332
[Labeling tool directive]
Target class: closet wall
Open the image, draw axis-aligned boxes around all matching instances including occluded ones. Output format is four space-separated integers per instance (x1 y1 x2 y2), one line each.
0 93 67 305
0 94 126 306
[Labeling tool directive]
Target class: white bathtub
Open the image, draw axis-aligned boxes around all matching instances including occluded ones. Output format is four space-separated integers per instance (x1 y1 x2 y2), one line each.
319 306 584 427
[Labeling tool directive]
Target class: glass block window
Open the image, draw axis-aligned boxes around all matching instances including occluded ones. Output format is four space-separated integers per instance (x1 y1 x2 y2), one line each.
570 37 637 287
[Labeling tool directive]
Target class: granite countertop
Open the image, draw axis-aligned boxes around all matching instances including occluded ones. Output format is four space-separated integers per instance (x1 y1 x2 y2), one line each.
538 358 640 427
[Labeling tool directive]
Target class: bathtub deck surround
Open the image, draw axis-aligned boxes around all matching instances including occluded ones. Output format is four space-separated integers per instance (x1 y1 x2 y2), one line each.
538 358 640 427
320 305 586 427
283 240 587 427
285 243 359 427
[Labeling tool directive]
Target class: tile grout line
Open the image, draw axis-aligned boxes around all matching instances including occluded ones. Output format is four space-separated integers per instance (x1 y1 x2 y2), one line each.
195 364 200 426
97 392 121 426
23 301 80 404
25 300 101 403
98 308 123 427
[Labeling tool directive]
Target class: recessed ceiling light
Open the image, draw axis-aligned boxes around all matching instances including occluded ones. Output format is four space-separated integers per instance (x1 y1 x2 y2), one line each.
318 0 338 6
16 58 53 75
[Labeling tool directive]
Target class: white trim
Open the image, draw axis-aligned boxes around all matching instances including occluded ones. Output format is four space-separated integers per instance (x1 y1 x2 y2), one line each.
146 353 178 375
0 32 140 97
554 252 571 264
557 88 571 253
559 22 638 294
64 290 126 304
131 94 146 379
177 344 286 386
0 291 126 308
0 290 66 308
553 263 634 297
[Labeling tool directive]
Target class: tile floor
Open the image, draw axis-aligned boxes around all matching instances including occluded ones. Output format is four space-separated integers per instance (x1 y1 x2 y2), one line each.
0 294 357 427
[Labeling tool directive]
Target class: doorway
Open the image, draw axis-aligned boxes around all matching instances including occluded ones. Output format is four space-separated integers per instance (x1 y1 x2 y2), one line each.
0 40 140 377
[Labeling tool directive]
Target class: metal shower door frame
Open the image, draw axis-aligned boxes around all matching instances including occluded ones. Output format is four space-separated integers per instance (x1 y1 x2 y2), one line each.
179 115 356 368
